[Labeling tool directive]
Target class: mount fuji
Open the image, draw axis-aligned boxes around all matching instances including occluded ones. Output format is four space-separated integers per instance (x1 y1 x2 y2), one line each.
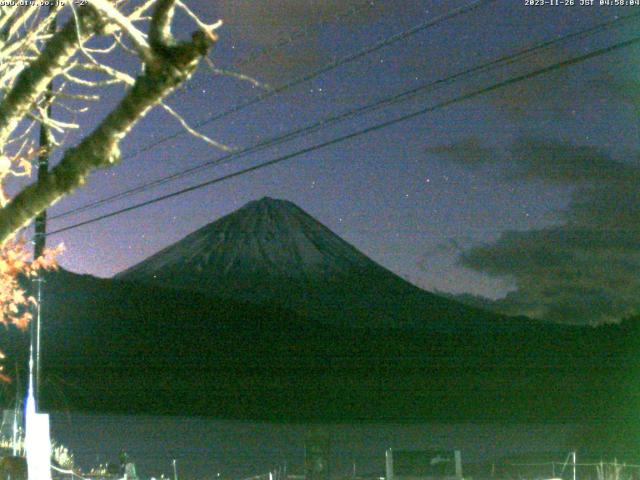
117 197 527 331
23 198 626 424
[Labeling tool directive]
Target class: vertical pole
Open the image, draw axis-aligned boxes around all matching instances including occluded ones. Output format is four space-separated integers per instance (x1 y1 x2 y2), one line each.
25 9 56 477
172 459 178 480
11 412 18 455
573 452 576 480
12 364 20 455
454 451 463 480
385 449 393 480
31 4 55 413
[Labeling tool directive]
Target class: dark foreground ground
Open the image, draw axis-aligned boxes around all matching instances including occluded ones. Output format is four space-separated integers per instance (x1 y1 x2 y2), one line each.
1 270 638 463
48 413 587 480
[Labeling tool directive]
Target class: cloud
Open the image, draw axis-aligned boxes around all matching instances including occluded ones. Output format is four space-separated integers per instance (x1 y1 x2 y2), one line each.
459 225 640 323
240 44 330 84
483 41 640 122
487 48 575 120
508 139 640 185
428 137 640 184
424 137 498 168
429 137 640 324
217 0 426 82
216 0 361 82
421 238 469 258
218 0 367 30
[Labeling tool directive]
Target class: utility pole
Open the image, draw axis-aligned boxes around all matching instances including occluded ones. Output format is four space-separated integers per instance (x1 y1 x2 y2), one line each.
24 9 56 480
11 364 20 455
30 4 55 413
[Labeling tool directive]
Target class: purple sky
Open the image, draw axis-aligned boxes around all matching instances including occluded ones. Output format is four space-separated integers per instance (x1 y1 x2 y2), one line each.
23 0 640 323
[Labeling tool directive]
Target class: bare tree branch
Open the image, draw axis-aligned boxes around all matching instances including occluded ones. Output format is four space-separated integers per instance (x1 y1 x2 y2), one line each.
149 0 176 49
0 6 103 150
160 101 232 151
0 3 215 243
87 0 153 63
175 1 221 42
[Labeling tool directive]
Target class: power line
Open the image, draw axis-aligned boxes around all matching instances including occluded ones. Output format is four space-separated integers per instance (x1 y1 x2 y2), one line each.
50 11 640 221
119 0 495 162
47 33 640 237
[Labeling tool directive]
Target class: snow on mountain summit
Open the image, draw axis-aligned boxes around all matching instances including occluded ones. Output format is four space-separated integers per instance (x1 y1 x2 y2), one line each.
116 197 527 331
117 197 377 283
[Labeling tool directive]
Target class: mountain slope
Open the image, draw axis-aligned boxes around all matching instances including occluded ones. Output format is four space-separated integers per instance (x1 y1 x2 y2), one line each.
119 196 374 280
25 197 628 423
7 268 628 425
117 197 530 332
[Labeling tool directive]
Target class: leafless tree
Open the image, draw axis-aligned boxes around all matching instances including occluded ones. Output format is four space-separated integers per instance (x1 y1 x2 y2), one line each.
0 0 225 245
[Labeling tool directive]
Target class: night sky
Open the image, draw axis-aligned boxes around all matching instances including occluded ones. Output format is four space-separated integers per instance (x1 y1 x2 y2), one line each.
27 0 640 324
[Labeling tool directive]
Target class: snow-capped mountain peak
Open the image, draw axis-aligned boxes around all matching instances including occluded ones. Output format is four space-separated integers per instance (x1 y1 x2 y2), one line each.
118 197 375 282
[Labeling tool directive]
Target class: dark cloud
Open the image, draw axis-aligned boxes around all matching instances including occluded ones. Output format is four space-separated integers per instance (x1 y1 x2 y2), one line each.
217 0 367 82
217 0 425 82
424 137 498 168
242 44 330 83
485 44 585 120
508 138 640 185
219 0 369 30
427 137 640 184
459 225 640 323
422 238 469 257
428 137 640 324
485 42 640 122
595 75 640 107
